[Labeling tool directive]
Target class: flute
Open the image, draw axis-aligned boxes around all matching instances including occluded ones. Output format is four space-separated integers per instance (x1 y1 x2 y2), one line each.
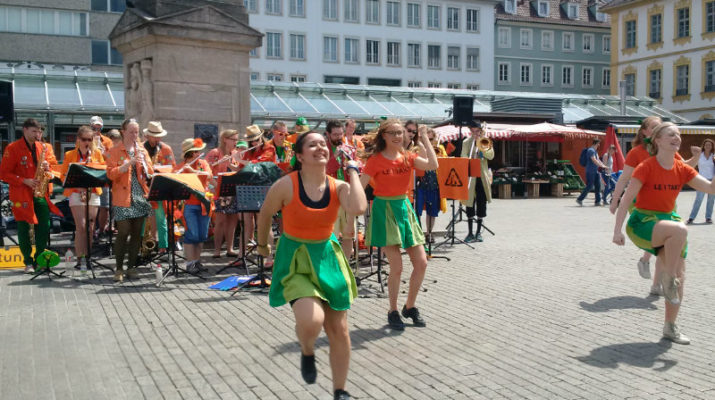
176 153 206 173
210 143 261 167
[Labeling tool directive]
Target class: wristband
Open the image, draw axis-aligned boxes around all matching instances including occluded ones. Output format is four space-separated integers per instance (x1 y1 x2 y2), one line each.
257 243 269 248
345 165 360 175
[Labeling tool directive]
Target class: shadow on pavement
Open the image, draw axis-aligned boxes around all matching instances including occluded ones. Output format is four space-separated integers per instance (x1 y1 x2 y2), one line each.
272 326 404 355
579 295 659 312
575 340 676 371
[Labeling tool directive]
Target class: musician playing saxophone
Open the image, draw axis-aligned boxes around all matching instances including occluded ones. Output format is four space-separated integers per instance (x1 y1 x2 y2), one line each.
142 121 176 255
460 120 494 243
106 118 154 282
0 118 61 273
60 125 105 270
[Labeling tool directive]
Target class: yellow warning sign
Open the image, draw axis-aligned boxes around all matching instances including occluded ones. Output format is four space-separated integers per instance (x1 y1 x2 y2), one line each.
0 246 34 269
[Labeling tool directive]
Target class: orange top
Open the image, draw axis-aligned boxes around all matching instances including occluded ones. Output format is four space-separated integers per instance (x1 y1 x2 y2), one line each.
632 157 698 213
60 148 105 196
242 143 277 164
174 158 212 207
343 136 365 150
625 144 683 168
362 152 418 197
282 171 340 241
142 141 176 167
106 142 153 208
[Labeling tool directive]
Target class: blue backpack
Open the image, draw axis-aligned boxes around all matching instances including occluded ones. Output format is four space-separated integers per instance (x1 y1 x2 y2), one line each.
579 148 589 167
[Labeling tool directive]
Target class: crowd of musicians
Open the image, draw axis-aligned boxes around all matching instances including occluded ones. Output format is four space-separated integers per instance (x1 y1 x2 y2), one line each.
0 115 494 400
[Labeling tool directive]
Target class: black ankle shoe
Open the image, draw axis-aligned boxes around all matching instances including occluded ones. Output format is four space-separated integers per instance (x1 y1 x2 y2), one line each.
402 306 426 327
387 310 405 330
300 353 316 384
334 389 351 400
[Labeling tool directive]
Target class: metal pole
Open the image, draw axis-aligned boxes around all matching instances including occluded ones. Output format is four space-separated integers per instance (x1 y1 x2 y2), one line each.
619 80 626 116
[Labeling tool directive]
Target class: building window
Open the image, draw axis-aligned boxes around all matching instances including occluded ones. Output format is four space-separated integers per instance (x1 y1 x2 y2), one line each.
366 0 379 24
562 65 573 87
625 73 635 96
562 32 574 51
91 40 122 65
290 34 305 60
466 9 479 32
447 83 461 89
427 44 441 68
520 29 533 49
498 27 511 48
537 1 549 17
447 7 459 31
0 6 88 37
387 1 400 25
466 47 479 71
387 41 400 66
407 81 421 88
250 72 260 80
707 2 715 33
266 0 281 15
427 5 440 29
582 67 593 87
344 0 359 22
677 7 690 38
345 38 359 64
676 65 689 96
582 34 594 53
91 0 126 12
595 5 608 22
498 62 510 84
325 75 359 84
266 32 282 58
267 73 283 82
244 0 258 12
650 13 662 44
407 43 421 67
466 84 480 90
366 40 380 64
649 69 661 98
602 35 610 53
705 60 715 92
290 0 305 16
323 36 338 62
447 46 460 70
367 78 401 86
290 74 306 82
541 65 553 86
250 48 258 57
407 3 420 27
602 68 611 88
427 82 441 88
323 0 338 20
625 20 636 48
504 0 516 14
541 31 554 51
567 4 578 19
520 63 532 85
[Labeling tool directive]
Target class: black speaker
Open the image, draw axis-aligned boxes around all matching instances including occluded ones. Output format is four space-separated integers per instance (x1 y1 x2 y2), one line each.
452 96 473 126
0 80 13 124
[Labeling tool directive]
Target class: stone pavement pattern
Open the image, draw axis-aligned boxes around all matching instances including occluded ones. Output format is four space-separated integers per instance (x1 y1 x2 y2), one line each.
1 191 715 400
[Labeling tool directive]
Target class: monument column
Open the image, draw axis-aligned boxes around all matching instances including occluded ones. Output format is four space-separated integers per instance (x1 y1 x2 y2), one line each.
109 0 262 151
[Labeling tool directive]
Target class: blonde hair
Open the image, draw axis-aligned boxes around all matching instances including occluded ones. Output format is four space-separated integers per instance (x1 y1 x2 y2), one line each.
633 116 662 147
360 119 411 164
649 122 679 155
219 129 238 155
76 125 97 153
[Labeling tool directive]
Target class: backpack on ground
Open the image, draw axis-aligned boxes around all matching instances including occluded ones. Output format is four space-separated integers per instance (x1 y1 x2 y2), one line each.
579 148 589 167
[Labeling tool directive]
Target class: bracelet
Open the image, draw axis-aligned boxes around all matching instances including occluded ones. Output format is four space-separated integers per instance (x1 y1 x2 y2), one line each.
345 165 360 175
257 243 269 248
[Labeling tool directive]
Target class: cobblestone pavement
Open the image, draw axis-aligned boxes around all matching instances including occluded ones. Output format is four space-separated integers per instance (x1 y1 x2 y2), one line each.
2 191 715 400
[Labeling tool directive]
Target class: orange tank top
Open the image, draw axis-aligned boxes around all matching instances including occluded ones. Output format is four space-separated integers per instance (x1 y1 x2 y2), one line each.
282 171 340 241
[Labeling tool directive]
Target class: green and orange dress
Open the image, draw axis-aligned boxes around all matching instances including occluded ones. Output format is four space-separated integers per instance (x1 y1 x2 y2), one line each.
268 171 358 311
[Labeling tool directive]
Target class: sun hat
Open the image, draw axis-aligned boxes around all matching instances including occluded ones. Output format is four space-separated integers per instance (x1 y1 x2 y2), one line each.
181 138 206 157
143 121 168 137
245 124 264 141
294 117 310 134
90 116 103 127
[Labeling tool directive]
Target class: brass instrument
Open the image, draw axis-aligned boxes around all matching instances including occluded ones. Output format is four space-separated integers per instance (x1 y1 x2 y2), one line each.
477 136 493 153
33 142 52 198
140 217 157 259
283 142 293 162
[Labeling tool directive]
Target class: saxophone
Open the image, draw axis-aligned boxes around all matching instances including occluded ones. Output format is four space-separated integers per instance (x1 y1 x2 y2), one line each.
283 141 293 162
141 142 159 259
33 142 52 198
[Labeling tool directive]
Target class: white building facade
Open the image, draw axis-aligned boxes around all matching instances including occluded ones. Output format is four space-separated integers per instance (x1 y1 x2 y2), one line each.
602 0 715 122
245 0 498 90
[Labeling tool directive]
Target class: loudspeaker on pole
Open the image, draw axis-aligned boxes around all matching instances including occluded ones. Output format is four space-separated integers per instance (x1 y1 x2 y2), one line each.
0 80 14 124
452 96 474 126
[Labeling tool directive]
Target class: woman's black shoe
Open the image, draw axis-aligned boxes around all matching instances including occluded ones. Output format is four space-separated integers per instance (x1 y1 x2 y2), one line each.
300 353 316 384
387 310 405 330
402 306 426 327
334 389 351 399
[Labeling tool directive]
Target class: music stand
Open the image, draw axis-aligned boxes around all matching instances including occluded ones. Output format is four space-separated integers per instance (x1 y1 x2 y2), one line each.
0 183 18 247
214 172 247 274
148 173 209 285
226 185 270 285
62 163 112 278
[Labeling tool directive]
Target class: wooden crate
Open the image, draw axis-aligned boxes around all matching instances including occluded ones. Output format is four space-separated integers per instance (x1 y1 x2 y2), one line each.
497 184 511 199
551 182 564 197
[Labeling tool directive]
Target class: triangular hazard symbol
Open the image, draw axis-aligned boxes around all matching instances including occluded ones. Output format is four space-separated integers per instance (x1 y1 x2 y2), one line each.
445 168 463 187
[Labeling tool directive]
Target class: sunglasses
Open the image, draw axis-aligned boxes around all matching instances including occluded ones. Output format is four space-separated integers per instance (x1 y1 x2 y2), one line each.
79 137 93 142
226 136 239 141
406 129 417 134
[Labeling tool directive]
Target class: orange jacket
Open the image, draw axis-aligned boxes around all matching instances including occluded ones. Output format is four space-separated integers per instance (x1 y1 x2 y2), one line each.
0 138 62 223
106 142 153 208
60 149 105 197
242 143 276 163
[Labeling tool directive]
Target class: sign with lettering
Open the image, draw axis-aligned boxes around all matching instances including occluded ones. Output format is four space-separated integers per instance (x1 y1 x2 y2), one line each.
0 246 34 269
437 157 469 200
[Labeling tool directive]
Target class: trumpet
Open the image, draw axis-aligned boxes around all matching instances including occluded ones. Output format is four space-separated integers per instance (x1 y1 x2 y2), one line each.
477 136 492 153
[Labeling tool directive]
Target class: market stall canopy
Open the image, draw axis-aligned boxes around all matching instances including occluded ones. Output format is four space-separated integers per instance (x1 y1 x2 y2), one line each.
612 124 715 135
435 123 605 143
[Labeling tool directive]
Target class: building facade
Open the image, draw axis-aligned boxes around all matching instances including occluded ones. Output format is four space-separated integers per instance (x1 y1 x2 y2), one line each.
245 0 498 89
602 0 715 122
494 0 611 94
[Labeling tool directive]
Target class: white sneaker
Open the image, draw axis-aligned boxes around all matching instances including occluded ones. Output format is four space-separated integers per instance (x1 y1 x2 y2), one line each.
649 284 663 296
24 265 35 274
663 322 690 345
661 275 680 305
637 258 651 279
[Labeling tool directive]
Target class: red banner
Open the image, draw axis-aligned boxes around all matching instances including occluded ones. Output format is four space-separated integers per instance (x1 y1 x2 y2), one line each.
437 157 469 200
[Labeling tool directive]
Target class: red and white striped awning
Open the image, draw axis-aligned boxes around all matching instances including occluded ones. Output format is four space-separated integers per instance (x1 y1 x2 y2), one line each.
434 123 604 143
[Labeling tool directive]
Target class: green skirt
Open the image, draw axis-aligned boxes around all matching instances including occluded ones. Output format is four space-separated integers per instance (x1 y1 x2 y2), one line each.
268 233 357 311
626 208 688 258
367 195 425 249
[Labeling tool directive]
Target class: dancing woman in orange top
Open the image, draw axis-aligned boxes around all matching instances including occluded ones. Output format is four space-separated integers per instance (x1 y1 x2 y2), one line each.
60 125 105 269
256 132 366 400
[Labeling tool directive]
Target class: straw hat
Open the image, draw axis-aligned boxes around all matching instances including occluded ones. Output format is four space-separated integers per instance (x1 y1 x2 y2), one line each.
143 121 168 137
294 117 310 134
181 138 206 157
245 124 263 141
90 116 103 127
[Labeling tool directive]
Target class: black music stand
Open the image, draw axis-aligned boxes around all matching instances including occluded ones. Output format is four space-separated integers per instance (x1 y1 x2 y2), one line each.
214 173 247 274
148 174 209 285
225 185 271 285
62 163 112 278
